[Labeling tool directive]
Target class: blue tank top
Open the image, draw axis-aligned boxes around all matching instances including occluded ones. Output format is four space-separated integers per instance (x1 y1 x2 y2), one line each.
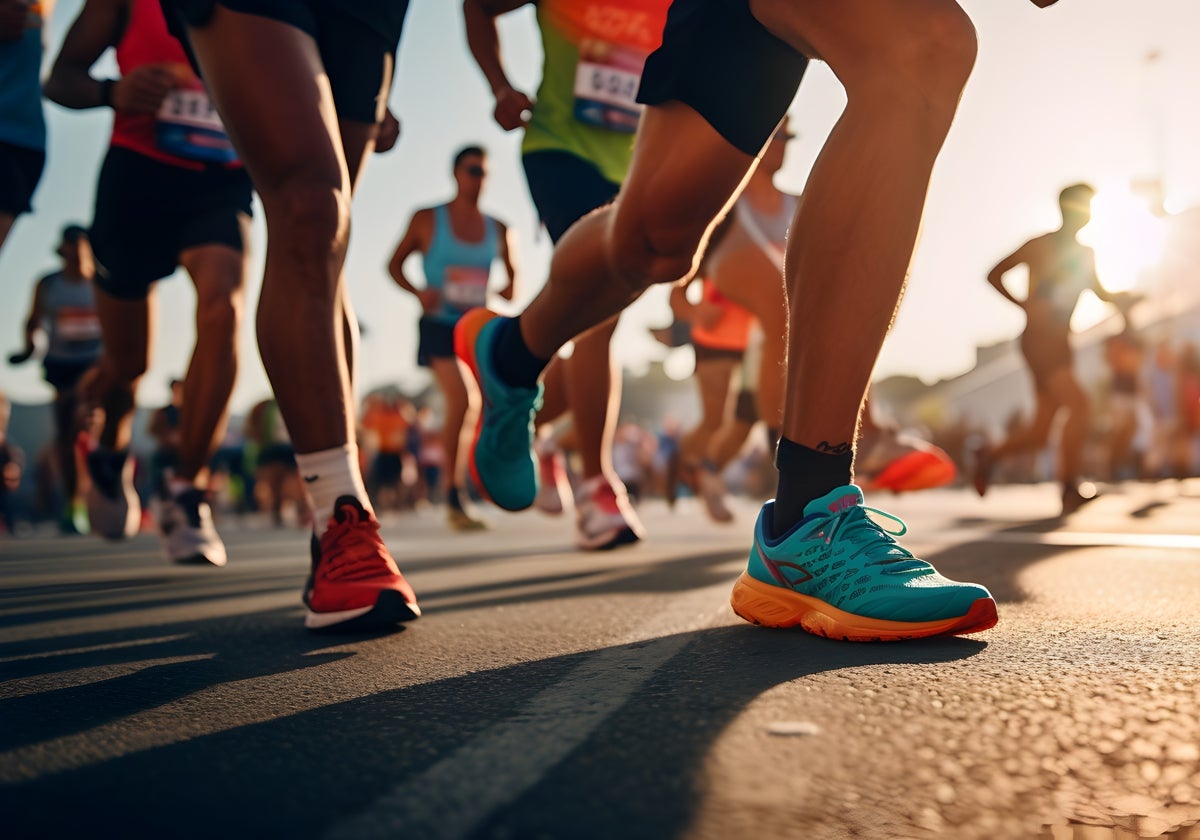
423 203 500 324
0 22 47 151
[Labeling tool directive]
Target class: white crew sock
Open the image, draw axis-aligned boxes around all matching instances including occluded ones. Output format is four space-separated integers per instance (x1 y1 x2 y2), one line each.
295 445 371 528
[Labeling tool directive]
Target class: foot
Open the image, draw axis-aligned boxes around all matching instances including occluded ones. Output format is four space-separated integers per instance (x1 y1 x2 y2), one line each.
454 309 543 511
697 466 734 523
304 496 421 632
575 475 644 551
447 502 488 532
971 445 994 498
730 485 998 641
86 449 141 540
857 429 958 494
158 487 227 566
534 444 571 516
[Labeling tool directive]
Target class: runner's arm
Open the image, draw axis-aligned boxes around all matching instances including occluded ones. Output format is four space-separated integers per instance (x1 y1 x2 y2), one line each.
496 221 517 301
463 0 535 131
9 277 46 364
44 0 174 113
986 242 1031 309
388 210 439 313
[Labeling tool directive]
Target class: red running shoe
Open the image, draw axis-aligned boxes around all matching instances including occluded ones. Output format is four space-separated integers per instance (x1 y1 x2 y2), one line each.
303 496 421 631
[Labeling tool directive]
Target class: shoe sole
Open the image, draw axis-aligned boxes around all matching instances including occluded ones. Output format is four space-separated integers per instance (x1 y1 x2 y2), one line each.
453 308 516 510
577 525 641 552
305 589 422 633
173 552 228 568
729 572 998 642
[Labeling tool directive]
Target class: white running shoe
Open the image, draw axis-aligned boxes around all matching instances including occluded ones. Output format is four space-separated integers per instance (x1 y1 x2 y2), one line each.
158 487 228 567
534 446 572 516
86 449 141 540
697 466 734 523
574 475 644 551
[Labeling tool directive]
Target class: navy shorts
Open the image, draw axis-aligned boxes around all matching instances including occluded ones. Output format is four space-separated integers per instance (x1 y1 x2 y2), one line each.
637 0 809 156
417 317 456 368
0 140 45 216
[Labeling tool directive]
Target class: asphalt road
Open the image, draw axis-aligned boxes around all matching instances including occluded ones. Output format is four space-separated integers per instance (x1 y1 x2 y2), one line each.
3 482 1200 840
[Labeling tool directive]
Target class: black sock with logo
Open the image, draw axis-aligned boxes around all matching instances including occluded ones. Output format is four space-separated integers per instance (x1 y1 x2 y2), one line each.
492 316 551 390
771 436 854 537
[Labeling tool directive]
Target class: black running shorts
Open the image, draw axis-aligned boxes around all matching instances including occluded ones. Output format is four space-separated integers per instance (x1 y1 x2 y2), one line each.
522 150 621 243
90 147 252 301
0 140 46 216
417 317 456 368
161 0 406 124
636 0 809 157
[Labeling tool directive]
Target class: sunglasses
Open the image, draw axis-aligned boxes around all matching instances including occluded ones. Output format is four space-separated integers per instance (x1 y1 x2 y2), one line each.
464 165 486 177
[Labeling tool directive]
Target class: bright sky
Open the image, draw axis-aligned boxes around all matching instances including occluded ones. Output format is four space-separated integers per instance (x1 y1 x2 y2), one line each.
3 0 1199 413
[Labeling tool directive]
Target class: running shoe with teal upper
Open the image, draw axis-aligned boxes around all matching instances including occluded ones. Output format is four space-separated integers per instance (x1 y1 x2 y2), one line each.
454 308 543 511
730 484 998 641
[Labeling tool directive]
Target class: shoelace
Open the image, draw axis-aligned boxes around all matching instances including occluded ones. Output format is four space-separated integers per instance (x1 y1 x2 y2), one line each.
321 514 390 579
822 505 932 573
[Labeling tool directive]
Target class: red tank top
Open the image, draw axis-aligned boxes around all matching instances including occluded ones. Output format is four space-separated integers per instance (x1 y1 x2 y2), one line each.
111 0 239 169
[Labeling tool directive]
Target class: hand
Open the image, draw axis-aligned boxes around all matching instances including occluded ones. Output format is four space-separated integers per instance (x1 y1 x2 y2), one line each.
493 86 534 131
112 64 177 114
0 0 28 43
7 346 33 365
375 109 400 154
417 288 441 315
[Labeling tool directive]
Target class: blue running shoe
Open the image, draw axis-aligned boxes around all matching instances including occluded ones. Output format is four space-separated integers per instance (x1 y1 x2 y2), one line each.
730 485 998 641
454 309 543 511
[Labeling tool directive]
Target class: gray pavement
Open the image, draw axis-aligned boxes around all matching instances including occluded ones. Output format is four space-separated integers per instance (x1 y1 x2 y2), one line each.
3 482 1200 840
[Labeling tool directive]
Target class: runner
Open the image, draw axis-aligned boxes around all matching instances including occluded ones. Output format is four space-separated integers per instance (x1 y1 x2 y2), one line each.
159 0 419 629
387 145 515 532
0 0 54 256
973 183 1140 515
45 0 252 566
8 225 102 534
463 0 672 550
457 0 1059 641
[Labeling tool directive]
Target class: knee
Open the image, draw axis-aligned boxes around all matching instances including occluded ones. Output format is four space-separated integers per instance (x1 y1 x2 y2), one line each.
849 4 978 121
196 286 242 342
608 215 707 296
263 178 351 276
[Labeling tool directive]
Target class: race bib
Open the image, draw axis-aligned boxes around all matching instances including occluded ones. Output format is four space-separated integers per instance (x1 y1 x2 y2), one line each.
55 307 101 342
156 89 239 165
572 40 647 134
443 266 489 310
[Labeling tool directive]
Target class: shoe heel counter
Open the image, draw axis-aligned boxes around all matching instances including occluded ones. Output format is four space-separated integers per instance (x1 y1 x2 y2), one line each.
745 540 775 585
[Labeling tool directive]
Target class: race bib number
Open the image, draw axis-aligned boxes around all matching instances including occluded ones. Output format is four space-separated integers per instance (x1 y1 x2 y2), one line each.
156 89 239 165
55 307 101 342
443 266 489 310
572 40 647 134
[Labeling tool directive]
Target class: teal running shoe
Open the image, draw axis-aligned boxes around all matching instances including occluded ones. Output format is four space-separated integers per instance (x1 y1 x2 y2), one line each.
454 309 543 511
730 484 998 641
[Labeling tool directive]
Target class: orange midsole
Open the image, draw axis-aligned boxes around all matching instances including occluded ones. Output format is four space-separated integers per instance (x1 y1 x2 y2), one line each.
731 572 990 633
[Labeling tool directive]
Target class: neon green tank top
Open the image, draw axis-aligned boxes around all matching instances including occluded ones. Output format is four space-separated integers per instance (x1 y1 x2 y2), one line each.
523 0 671 186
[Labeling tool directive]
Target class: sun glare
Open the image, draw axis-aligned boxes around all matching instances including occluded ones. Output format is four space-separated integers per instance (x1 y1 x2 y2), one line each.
1078 186 1167 293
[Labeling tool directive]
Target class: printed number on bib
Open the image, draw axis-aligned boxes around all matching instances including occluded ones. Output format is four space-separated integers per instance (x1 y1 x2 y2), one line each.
443 267 490 311
156 89 239 165
56 307 102 342
573 40 647 134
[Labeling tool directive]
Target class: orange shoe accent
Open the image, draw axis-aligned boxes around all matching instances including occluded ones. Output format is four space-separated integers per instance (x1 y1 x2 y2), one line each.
869 449 957 493
729 572 997 641
453 308 499 505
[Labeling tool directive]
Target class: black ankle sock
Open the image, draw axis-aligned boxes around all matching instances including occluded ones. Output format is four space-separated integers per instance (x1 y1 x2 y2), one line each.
492 316 551 390
772 436 854 537
447 486 464 511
